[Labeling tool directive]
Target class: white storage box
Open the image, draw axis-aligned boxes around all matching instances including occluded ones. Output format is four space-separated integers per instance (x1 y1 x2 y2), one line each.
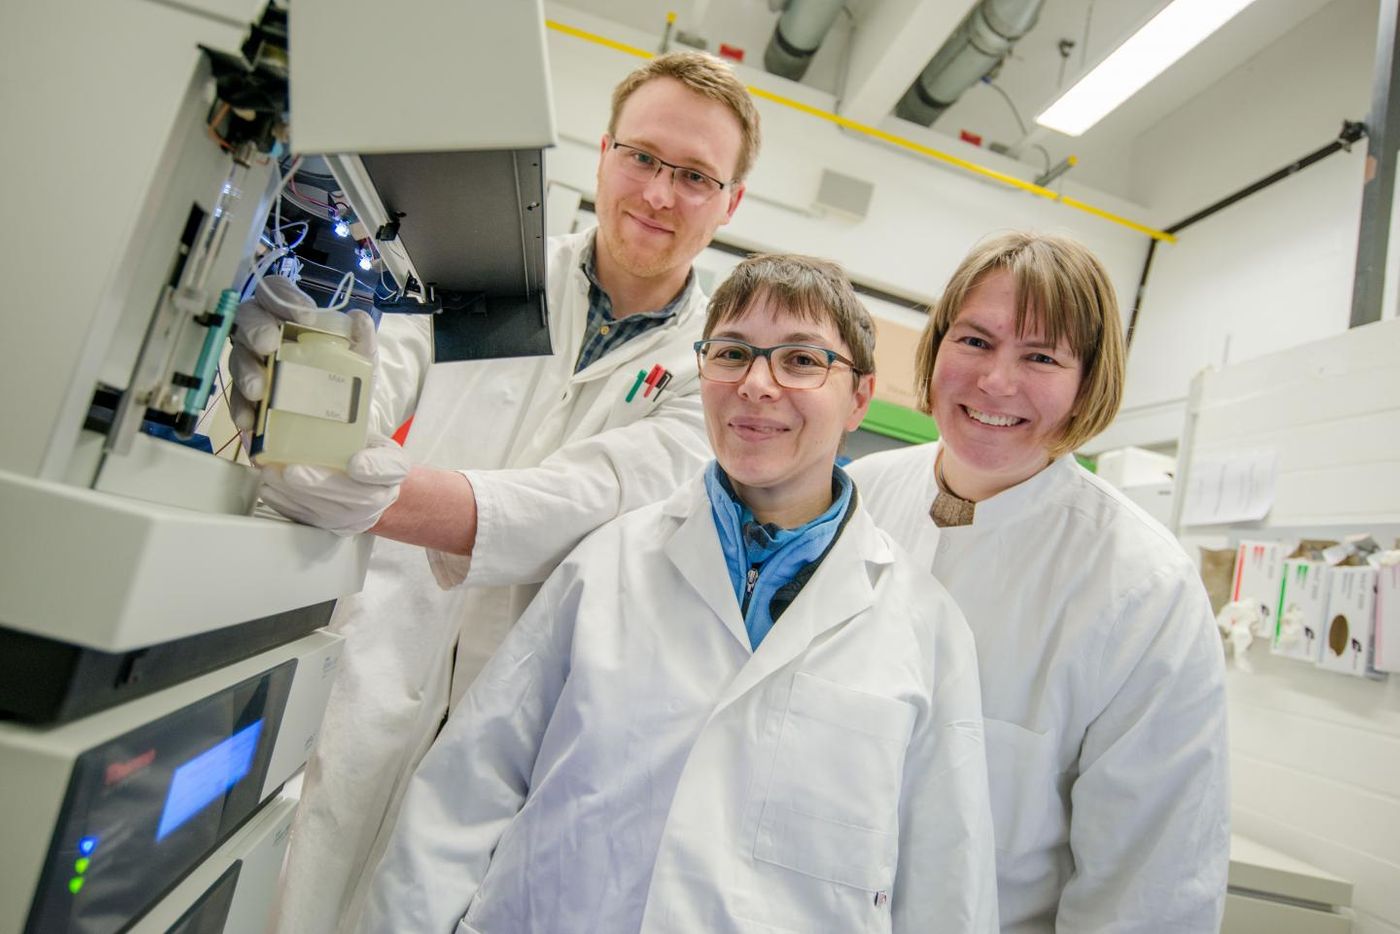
1232 541 1287 628
1317 566 1378 678
1272 560 1331 662
1373 562 1400 673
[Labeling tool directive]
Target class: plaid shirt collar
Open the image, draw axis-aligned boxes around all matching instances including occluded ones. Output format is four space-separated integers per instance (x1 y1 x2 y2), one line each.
574 237 695 373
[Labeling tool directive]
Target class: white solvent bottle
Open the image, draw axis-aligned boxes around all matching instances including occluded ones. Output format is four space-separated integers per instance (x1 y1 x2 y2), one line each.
252 310 373 470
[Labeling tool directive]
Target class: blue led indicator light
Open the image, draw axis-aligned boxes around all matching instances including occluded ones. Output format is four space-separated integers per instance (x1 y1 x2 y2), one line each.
78 837 98 856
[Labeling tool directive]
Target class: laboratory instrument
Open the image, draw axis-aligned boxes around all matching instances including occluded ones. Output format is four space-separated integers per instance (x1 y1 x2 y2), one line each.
1 1 557 932
0 0 556 722
0 631 342 934
127 795 298 934
0 0 365 723
252 311 374 470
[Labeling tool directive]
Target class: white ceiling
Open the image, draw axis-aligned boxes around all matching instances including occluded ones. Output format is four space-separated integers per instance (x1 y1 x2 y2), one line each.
551 0 1346 202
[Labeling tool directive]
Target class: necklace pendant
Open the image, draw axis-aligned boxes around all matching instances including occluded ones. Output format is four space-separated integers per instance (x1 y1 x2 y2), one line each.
930 490 974 528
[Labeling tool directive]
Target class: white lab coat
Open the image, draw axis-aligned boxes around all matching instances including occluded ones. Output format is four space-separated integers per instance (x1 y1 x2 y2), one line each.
847 443 1229 933
359 476 998 934
275 230 715 934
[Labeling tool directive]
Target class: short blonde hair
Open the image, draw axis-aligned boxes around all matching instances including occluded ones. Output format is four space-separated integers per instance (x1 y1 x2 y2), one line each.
915 231 1125 456
609 51 762 183
705 254 876 378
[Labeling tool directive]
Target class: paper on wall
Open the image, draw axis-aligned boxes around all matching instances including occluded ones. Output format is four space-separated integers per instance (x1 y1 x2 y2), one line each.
1181 450 1279 526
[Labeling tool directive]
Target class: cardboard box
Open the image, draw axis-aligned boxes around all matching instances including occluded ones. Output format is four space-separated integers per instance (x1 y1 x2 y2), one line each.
1231 540 1287 632
1374 563 1400 673
1272 560 1331 662
1317 566 1378 677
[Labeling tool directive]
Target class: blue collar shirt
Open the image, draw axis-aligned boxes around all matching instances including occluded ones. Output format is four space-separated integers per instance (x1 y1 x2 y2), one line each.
704 462 856 651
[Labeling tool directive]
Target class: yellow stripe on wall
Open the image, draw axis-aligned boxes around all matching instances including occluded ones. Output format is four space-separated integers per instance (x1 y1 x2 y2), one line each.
543 19 1175 243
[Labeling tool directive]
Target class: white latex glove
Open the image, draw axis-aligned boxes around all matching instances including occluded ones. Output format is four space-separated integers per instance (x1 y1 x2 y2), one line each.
1215 599 1261 673
258 434 411 535
1228 624 1255 674
1277 606 1304 650
229 275 377 430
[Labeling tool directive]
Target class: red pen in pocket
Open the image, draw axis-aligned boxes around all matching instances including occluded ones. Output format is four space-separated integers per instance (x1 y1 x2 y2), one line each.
642 365 664 396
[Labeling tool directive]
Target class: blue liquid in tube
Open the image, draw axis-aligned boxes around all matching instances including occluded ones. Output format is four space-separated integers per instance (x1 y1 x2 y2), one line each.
155 720 264 842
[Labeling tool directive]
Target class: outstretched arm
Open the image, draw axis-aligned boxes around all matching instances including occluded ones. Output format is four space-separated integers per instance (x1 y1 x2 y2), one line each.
423 387 709 587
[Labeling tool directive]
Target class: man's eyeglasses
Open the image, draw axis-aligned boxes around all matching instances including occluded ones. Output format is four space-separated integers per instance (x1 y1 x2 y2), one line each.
694 339 862 390
610 141 732 202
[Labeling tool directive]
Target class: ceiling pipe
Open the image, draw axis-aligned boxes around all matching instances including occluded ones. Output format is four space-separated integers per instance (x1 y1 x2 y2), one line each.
895 0 1046 127
764 0 847 81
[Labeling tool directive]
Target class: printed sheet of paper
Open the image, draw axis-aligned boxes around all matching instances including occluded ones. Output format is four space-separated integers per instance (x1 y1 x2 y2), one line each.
1181 450 1279 526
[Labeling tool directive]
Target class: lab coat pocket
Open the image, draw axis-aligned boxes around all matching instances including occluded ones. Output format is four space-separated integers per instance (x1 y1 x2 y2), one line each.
982 718 1063 855
754 672 916 892
598 363 674 432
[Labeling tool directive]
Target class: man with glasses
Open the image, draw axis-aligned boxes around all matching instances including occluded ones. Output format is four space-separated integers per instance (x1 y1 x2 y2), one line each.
359 254 998 933
260 51 762 934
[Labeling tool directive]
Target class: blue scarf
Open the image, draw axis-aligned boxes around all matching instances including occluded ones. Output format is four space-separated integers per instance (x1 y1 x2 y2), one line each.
704 461 854 650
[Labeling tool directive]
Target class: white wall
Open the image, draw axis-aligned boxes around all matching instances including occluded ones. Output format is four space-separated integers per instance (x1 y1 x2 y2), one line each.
541 3 1152 314
546 2 1397 462
1100 0 1391 452
1176 318 1400 934
1228 658 1400 933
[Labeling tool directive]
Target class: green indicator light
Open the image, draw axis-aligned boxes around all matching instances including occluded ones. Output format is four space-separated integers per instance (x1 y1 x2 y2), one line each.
68 877 85 894
74 857 90 874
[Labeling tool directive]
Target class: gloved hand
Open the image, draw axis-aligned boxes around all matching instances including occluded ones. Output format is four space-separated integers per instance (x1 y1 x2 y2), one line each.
229 275 377 430
258 434 412 535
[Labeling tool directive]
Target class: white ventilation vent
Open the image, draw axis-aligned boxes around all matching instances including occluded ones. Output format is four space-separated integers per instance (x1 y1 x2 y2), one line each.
814 169 873 221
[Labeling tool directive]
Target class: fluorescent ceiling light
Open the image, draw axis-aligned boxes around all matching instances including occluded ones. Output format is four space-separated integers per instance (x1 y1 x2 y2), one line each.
1036 0 1261 137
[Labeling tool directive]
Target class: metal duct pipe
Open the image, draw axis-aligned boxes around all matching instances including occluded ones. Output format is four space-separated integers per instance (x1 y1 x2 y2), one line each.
895 0 1045 127
764 0 846 81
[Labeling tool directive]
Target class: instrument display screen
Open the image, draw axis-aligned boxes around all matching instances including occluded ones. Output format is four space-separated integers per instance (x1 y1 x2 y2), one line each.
157 720 265 842
24 662 294 934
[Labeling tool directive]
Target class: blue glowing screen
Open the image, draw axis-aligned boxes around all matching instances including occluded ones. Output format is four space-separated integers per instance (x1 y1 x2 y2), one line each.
155 720 264 842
